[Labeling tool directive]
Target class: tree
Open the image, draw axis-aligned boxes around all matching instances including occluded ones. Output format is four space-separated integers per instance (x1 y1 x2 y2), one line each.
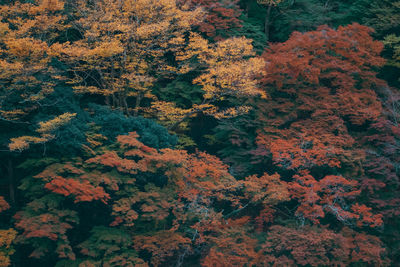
13 194 79 260
254 23 386 173
198 217 258 267
153 33 265 130
0 197 16 267
384 34 400 84
259 225 389 266
289 171 383 227
77 226 147 266
13 131 240 265
54 0 202 115
256 0 284 41
0 0 67 124
178 0 242 39
0 228 17 267
9 113 76 152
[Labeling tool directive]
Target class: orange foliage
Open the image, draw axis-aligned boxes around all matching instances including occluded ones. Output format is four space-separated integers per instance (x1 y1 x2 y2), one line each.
241 173 290 205
44 177 110 204
34 164 110 204
255 23 387 171
0 197 10 213
14 204 78 260
351 204 383 228
198 217 258 267
90 132 237 206
288 171 382 226
133 231 191 267
259 225 388 266
110 185 175 227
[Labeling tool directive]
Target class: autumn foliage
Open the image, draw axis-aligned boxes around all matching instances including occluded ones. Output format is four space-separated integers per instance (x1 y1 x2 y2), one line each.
0 0 399 266
179 0 242 38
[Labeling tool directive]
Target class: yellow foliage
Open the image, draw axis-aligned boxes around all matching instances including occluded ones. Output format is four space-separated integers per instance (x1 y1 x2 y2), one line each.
54 0 202 114
0 0 68 126
9 136 47 152
37 113 77 134
156 33 266 127
177 33 266 101
151 101 194 126
9 113 76 152
210 106 252 119
257 0 284 6
29 0 65 14
0 228 17 267
0 110 25 121
86 40 124 58
5 38 48 59
0 229 16 250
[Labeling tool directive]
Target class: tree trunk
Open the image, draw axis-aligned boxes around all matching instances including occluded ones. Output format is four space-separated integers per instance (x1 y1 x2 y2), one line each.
133 94 142 117
123 95 130 116
244 0 250 16
7 158 15 205
265 4 272 42
105 95 111 106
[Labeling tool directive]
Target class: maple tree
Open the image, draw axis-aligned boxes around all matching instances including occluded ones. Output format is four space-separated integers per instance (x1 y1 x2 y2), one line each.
0 196 9 213
13 132 242 265
77 226 147 266
253 23 386 174
198 217 258 267
178 0 242 39
259 225 388 266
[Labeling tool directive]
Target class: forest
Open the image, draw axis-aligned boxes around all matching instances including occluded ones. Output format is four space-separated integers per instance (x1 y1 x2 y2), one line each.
0 0 399 266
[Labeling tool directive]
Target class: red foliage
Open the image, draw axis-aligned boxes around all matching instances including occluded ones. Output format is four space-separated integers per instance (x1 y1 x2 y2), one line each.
351 204 383 228
254 206 275 232
180 0 242 38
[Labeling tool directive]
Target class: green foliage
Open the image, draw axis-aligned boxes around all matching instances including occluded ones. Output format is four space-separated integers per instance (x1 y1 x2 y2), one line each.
14 194 79 261
357 0 400 38
210 112 262 178
154 79 204 109
383 34 400 85
269 0 356 41
88 104 177 149
73 226 145 266
230 15 267 53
